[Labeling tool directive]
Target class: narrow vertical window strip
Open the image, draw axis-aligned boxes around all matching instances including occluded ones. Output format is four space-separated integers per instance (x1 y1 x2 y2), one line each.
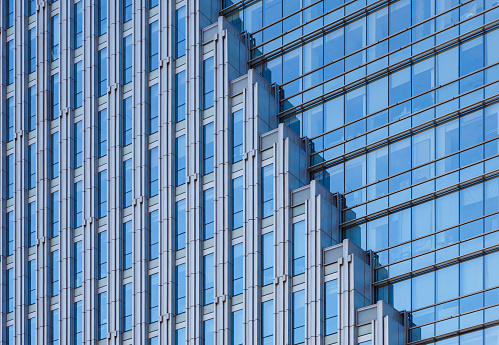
149 210 159 260
232 176 243 229
6 268 14 312
203 57 215 110
203 188 214 240
98 292 107 339
175 263 186 314
98 231 107 279
28 86 36 131
74 181 82 227
123 159 132 207
325 280 338 336
6 40 14 85
98 48 107 97
232 243 243 296
175 135 186 185
123 221 132 270
262 164 274 218
149 84 159 134
74 121 83 168
28 201 36 247
262 232 274 286
50 250 59 296
50 191 59 238
50 309 59 344
123 97 132 146
74 301 83 345
203 122 214 175
98 0 107 36
175 7 186 58
74 2 83 49
292 220 306 276
203 253 214 305
28 28 36 73
28 143 36 189
74 61 83 108
175 199 186 250
51 73 60 120
6 211 14 256
98 109 107 157
175 71 186 122
27 259 36 305
149 147 159 196
149 273 159 322
98 170 107 218
149 21 159 71
51 14 59 61
123 283 132 331
6 154 14 199
232 110 243 163
74 241 82 287
123 35 133 84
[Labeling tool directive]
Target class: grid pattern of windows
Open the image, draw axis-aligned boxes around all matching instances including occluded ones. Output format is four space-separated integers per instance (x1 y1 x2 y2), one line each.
262 232 273 286
325 280 338 336
28 144 36 189
203 253 214 305
232 110 243 162
74 181 83 227
175 264 186 314
27 259 36 305
123 35 132 83
51 132 59 178
51 14 59 61
232 177 243 229
292 290 305 344
50 309 59 345
6 40 14 85
97 231 107 279
6 154 14 199
50 191 59 238
175 135 186 185
175 71 186 122
203 123 214 175
123 221 132 270
262 164 273 218
202 188 215 240
262 300 273 345
28 86 36 131
149 273 159 322
74 241 82 288
27 201 36 247
123 159 132 207
6 97 14 142
232 243 243 296
175 7 186 58
149 210 159 260
74 301 83 345
50 250 59 296
74 2 83 48
149 21 159 71
97 0 107 36
28 28 36 73
6 211 14 256
123 97 132 146
98 292 107 339
98 109 107 157
203 57 215 109
123 283 132 331
292 221 305 276
6 268 14 313
51 73 59 119
98 48 107 97
175 199 186 250
74 62 83 108
98 170 107 218
149 84 159 134
149 147 159 196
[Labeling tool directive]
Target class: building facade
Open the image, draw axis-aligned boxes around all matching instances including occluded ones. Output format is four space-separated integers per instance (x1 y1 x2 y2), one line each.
2 0 499 344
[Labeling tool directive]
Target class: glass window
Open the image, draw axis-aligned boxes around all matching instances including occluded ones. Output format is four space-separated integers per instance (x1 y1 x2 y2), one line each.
50 191 59 238
6 268 14 312
50 309 59 345
292 290 305 344
6 211 13 256
50 132 59 179
28 317 36 345
149 337 158 345
150 0 158 8
203 123 214 175
176 328 186 345
6 97 14 142
149 84 158 134
232 110 244 162
6 0 14 28
28 259 36 305
203 188 214 240
292 221 305 276
232 310 243 345
203 319 214 345
175 135 186 185
6 325 13 345
28 143 36 189
74 241 82 288
28 28 36 73
123 0 132 22
98 48 107 97
325 280 338 335
262 232 273 286
51 73 60 119
203 57 215 109
262 300 273 344
74 121 83 168
98 109 107 157
51 15 59 61
175 7 186 58
97 292 107 339
149 210 159 260
98 0 107 36
123 35 133 83
232 243 243 296
74 2 83 48
74 181 82 228
460 35 484 76
28 86 36 131
6 154 14 199
98 170 107 218
176 199 186 250
6 40 14 85
149 21 159 71
203 253 214 305
123 158 132 207
149 273 159 322
232 177 243 229
175 71 186 122
123 221 132 270
74 61 83 108
176 264 186 314
123 283 132 331
262 164 273 218
28 201 36 247
98 231 107 279
149 147 159 196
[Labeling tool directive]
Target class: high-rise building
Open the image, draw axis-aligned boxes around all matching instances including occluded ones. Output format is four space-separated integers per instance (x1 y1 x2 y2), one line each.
2 0 499 344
